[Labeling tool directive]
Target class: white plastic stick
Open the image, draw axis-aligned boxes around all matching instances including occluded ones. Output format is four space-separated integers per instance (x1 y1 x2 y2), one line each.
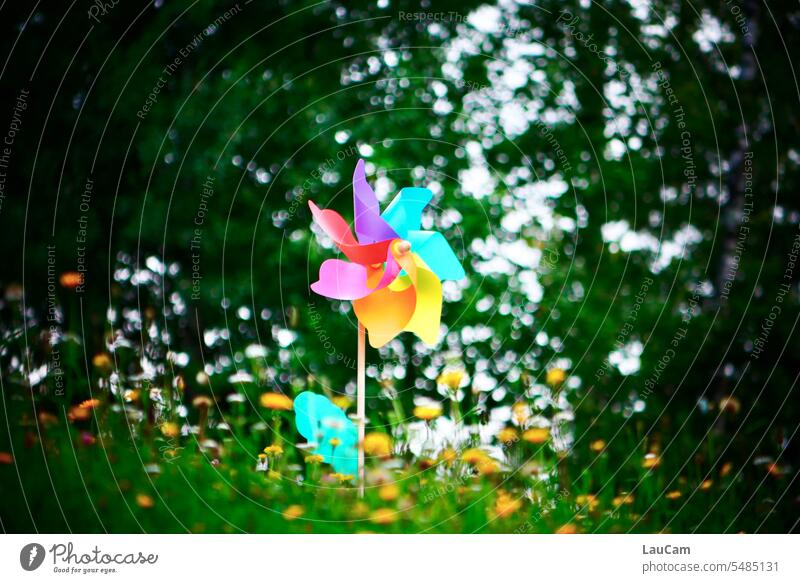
357 322 366 497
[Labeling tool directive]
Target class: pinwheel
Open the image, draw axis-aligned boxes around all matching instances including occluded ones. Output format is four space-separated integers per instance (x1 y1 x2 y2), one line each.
304 159 465 493
293 392 358 476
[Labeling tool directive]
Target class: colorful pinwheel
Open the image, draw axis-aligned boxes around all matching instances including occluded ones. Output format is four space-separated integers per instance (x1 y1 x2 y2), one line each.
308 159 465 348
294 392 358 476
303 159 466 494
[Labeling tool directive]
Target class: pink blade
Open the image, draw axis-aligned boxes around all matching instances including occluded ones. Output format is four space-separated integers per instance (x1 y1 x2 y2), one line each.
310 259 376 300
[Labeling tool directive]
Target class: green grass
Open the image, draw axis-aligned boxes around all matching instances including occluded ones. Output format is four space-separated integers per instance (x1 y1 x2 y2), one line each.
1 389 791 534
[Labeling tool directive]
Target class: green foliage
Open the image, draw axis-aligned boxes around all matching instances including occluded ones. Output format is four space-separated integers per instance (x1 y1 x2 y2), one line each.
1 0 798 533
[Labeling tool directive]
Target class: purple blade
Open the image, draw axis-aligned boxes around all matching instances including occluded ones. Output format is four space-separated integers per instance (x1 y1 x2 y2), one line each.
353 159 399 244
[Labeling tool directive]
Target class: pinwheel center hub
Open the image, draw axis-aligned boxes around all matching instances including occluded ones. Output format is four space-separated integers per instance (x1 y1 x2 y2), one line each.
392 239 412 256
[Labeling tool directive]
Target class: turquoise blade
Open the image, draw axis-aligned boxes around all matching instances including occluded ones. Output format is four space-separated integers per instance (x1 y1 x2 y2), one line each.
381 187 433 238
406 230 466 281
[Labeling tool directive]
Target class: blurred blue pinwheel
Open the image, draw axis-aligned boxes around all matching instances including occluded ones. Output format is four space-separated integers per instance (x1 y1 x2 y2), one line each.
293 391 358 476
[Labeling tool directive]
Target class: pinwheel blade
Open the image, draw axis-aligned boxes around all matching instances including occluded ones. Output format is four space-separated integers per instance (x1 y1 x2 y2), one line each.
329 442 358 476
309 200 392 265
294 392 333 446
353 159 399 243
294 392 358 475
403 259 443 345
381 187 433 238
311 259 373 300
312 241 403 300
353 285 417 348
352 249 445 347
406 230 465 281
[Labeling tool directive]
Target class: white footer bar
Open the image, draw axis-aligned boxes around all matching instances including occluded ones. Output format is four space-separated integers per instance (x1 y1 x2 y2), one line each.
1 534 797 582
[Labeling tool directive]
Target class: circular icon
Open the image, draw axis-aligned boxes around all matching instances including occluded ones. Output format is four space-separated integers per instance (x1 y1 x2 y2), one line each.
19 543 46 571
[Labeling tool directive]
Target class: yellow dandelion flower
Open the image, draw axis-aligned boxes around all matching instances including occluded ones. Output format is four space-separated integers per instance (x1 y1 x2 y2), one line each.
699 479 713 491
413 405 442 421
642 453 660 469
590 439 606 452
329 437 341 447
159 422 180 438
369 508 397 525
613 493 635 506
123 389 140 402
720 461 733 477
665 490 682 500
37 411 59 427
546 368 566 386
477 459 500 475
437 368 466 391
363 432 392 458
304 454 324 464
263 444 284 456
497 427 518 445
282 505 304 521
267 470 281 480
136 493 154 509
92 353 112 371
576 494 599 511
439 448 457 465
67 405 92 422
522 427 550 444
378 483 400 502
350 501 369 518
555 523 578 534
332 395 351 410
259 392 293 411
494 492 522 518
329 472 353 483
461 448 489 465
